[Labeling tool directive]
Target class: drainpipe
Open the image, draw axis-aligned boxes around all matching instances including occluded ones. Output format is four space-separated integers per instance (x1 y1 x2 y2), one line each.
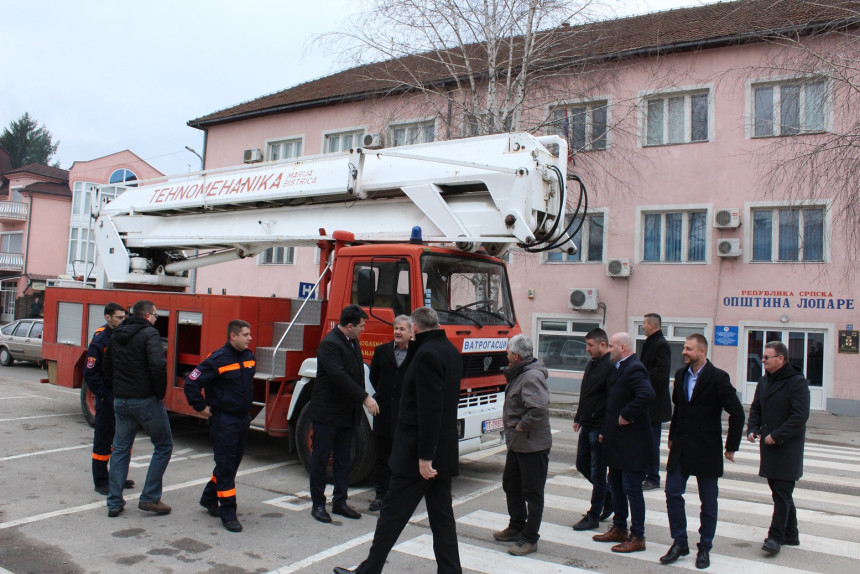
21 192 34 297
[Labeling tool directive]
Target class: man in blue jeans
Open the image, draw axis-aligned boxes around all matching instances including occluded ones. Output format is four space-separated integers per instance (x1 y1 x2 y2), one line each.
103 300 173 518
572 328 613 531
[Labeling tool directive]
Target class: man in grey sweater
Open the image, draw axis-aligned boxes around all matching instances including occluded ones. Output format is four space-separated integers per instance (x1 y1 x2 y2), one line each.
492 334 552 557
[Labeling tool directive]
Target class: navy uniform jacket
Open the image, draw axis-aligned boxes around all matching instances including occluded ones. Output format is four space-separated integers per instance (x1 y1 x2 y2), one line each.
84 324 112 399
185 342 256 416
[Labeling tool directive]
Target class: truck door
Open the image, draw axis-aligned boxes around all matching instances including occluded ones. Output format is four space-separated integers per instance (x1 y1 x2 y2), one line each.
350 257 411 356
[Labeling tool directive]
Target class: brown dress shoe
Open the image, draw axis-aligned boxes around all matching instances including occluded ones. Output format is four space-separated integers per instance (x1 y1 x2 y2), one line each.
612 536 646 553
592 526 629 543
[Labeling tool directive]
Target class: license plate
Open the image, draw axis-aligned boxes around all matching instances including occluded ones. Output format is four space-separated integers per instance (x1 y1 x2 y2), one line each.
482 417 504 433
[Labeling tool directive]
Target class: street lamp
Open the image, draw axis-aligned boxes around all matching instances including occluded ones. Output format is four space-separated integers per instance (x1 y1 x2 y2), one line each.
185 146 204 170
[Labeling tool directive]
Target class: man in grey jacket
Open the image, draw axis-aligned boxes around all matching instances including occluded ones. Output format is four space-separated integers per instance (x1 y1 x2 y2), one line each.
492 335 552 557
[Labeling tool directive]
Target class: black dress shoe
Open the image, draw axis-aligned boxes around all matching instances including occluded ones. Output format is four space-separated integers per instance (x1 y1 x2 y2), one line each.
695 547 710 569
332 503 361 519
599 502 613 521
783 535 800 546
333 568 355 574
762 537 781 555
123 479 135 489
642 480 660 491
572 514 599 531
222 518 243 532
311 505 332 523
94 484 110 496
659 542 690 564
368 498 383 512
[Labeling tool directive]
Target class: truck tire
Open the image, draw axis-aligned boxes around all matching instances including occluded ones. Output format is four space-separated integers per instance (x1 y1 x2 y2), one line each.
80 381 96 428
295 401 376 485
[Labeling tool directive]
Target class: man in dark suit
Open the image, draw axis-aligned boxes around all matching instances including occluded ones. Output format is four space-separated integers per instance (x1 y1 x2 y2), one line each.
309 305 379 524
334 307 463 574
592 332 655 553
367 314 411 511
660 334 745 569
748 340 810 556
639 313 672 491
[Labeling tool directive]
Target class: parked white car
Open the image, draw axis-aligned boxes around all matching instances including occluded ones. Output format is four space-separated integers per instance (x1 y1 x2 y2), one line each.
0 318 43 366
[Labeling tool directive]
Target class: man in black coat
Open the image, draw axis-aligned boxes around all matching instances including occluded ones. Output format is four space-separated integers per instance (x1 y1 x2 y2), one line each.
748 340 810 556
309 304 379 523
639 313 672 491
572 328 613 531
367 314 411 511
334 307 463 574
103 300 172 518
593 332 654 554
660 334 745 569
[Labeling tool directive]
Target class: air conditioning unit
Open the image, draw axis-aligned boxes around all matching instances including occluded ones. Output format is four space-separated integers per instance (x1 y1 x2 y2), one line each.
569 288 599 311
714 208 741 228
606 258 631 278
362 133 383 149
717 238 742 257
243 148 263 163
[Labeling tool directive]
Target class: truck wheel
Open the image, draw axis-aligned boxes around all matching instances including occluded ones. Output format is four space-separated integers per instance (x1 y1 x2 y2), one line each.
80 381 97 427
0 346 13 366
295 402 376 485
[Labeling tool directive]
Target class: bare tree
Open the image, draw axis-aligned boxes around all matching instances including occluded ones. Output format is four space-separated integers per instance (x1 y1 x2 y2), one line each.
746 1 860 272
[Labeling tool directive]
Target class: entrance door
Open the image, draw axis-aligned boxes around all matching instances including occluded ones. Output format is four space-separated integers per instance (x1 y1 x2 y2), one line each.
743 328 825 410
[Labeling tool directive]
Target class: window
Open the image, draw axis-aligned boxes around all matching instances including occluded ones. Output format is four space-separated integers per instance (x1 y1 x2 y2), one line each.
753 79 826 137
644 90 709 146
352 259 411 316
0 232 23 254
72 182 97 216
641 210 707 262
746 329 824 387
268 138 302 161
634 320 707 375
550 101 608 152
258 246 294 265
67 227 96 268
751 206 825 262
390 121 435 146
536 318 600 372
544 213 604 263
324 130 363 154
108 169 137 184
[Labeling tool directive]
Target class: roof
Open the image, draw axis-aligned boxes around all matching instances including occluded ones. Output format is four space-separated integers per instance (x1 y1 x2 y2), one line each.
188 0 860 129
19 182 72 199
2 163 69 182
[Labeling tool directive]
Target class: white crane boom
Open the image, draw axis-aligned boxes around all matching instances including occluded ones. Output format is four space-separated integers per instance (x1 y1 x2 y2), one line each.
93 132 578 287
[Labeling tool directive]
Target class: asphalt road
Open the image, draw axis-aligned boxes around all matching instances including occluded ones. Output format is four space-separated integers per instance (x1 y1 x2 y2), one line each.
1 363 858 574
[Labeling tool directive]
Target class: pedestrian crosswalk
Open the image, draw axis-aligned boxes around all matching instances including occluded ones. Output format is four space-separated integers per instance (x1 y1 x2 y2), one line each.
282 434 860 573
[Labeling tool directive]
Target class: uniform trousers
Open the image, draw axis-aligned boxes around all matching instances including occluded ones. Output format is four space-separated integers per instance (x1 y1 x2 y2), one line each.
200 410 250 521
92 393 115 488
356 473 461 574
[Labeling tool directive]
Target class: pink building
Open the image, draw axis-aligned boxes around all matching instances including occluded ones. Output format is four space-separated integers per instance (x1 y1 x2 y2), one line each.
178 0 857 414
0 148 161 321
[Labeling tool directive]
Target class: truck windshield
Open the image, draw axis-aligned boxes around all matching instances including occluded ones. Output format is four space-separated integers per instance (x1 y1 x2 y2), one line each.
421 253 515 327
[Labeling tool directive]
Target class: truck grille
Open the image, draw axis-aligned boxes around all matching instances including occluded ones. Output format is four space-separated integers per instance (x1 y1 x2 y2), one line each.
461 352 507 378
458 390 501 409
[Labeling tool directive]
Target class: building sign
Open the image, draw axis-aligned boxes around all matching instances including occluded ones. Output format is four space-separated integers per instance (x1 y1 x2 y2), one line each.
462 338 508 353
839 330 859 354
714 325 738 346
723 290 854 310
298 282 317 299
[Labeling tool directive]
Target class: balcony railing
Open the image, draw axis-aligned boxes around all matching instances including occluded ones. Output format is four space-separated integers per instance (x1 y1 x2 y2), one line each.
0 201 28 221
0 252 24 272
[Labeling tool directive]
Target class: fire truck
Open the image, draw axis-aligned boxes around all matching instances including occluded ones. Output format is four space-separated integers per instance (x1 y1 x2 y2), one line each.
41 132 581 482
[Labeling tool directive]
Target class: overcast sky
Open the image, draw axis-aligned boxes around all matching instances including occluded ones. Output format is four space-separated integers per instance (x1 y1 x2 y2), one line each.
0 0 720 176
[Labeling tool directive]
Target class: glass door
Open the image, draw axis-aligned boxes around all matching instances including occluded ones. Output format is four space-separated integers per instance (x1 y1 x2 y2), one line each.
744 328 825 410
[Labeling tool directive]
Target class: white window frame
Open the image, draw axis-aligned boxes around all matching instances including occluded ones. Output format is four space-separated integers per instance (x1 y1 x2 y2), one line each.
258 246 295 266
746 75 830 138
640 84 713 147
532 313 603 373
744 200 830 264
542 209 606 264
548 97 611 152
266 135 304 161
388 118 435 147
0 231 23 254
635 205 711 264
631 317 712 377
322 127 365 154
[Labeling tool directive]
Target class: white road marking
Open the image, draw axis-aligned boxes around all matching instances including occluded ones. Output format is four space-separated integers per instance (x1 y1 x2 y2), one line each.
0 412 79 422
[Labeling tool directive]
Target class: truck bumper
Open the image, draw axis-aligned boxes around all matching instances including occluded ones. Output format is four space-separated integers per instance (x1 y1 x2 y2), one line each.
457 391 505 456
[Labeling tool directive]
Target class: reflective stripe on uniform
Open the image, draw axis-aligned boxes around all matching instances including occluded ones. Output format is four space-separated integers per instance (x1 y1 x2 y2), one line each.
217 488 236 498
217 360 256 374
92 453 111 461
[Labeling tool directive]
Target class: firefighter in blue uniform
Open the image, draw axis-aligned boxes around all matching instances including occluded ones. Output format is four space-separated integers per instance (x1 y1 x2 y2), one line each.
86 302 135 495
184 319 255 533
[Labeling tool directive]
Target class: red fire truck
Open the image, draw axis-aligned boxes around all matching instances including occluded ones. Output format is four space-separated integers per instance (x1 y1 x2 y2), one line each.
41 132 581 482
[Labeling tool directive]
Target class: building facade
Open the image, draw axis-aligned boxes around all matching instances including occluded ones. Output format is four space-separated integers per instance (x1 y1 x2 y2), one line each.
179 0 858 414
